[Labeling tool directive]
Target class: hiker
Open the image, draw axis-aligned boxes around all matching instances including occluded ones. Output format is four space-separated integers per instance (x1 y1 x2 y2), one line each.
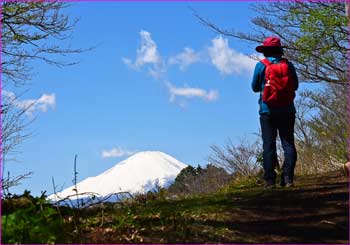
252 36 299 188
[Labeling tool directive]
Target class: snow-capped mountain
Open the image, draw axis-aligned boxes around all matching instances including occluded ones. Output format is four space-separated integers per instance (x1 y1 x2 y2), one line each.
48 151 187 202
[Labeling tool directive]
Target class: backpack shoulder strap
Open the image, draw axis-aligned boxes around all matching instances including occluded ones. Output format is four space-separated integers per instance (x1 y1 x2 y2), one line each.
260 58 271 66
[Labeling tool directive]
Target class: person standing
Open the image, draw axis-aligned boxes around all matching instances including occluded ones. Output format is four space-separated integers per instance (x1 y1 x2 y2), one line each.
252 37 299 188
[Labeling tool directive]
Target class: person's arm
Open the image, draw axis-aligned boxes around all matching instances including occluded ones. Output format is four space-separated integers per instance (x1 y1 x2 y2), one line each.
289 62 299 91
252 62 263 92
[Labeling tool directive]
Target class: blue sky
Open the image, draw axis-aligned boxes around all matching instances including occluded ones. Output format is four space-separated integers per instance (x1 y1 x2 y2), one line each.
4 2 311 196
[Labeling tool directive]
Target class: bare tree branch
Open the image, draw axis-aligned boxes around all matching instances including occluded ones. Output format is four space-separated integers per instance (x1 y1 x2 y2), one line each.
1 1 90 86
193 1 349 85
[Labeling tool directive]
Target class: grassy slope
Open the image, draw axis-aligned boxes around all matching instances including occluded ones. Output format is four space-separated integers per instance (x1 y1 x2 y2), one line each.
81 171 349 244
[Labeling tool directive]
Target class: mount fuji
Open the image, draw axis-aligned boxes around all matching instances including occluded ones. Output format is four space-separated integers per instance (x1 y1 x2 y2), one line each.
48 151 188 202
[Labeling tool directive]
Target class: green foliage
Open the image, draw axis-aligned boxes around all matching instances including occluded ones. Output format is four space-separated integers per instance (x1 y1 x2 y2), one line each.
2 192 70 244
169 165 232 195
197 1 348 173
175 165 199 183
303 84 348 162
243 2 349 172
169 166 200 193
217 1 349 85
82 171 350 243
2 170 347 243
218 175 261 195
290 3 348 68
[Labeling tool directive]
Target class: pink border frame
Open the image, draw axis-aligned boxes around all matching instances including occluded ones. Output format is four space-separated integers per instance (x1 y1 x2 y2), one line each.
0 1 349 245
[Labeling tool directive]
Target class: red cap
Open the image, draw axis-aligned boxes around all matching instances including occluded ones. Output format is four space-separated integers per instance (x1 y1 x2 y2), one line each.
255 36 287 53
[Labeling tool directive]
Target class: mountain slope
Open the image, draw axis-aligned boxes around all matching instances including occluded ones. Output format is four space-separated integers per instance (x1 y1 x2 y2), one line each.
83 170 349 244
3 170 348 244
49 151 187 201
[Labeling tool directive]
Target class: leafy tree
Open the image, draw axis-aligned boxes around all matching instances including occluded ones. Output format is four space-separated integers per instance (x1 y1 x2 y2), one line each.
169 165 232 195
174 166 198 183
2 191 70 244
196 1 349 85
196 1 349 172
297 83 348 170
195 164 232 192
169 166 198 194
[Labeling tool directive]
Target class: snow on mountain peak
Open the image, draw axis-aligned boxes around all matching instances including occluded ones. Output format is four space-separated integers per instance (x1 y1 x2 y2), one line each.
48 151 188 202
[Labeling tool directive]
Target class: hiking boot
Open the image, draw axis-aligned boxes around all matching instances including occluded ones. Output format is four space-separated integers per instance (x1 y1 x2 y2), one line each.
264 180 276 189
285 182 294 188
280 172 286 187
282 176 293 188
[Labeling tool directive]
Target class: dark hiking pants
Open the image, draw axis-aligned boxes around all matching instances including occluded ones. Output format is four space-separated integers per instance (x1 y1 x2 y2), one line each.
260 112 297 184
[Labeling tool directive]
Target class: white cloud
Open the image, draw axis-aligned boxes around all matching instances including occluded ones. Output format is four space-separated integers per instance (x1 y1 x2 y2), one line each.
121 57 133 67
122 30 166 78
19 94 56 116
148 61 167 79
136 30 161 66
165 81 219 103
123 30 161 69
168 47 200 70
122 31 224 107
208 36 256 75
3 91 56 117
101 147 135 159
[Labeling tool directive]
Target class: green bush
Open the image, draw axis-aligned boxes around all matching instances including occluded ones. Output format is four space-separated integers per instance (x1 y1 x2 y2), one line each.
2 192 70 244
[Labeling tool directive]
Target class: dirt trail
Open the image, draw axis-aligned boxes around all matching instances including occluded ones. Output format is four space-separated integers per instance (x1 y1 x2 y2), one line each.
220 171 349 243
85 171 349 244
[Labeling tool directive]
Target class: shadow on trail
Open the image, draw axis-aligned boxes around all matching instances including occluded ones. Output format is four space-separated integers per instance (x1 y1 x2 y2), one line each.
135 172 349 244
204 176 349 243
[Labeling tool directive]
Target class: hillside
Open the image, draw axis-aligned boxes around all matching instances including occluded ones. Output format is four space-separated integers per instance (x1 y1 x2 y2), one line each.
80 170 350 243
3 170 349 244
